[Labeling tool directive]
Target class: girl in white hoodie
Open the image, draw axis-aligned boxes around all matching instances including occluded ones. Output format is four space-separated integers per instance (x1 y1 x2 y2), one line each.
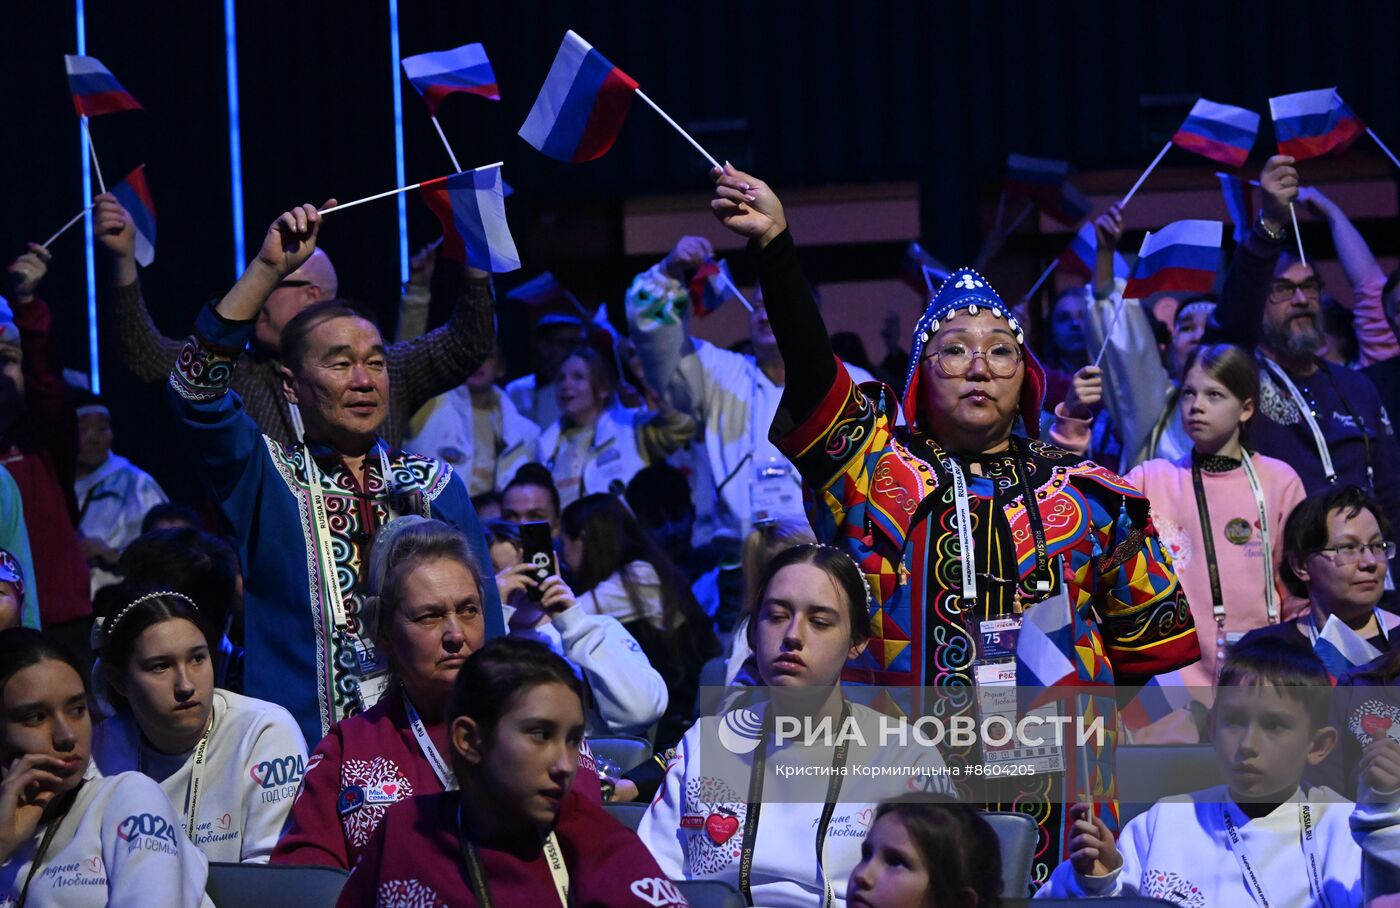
639 544 953 908
0 628 212 908
91 588 307 863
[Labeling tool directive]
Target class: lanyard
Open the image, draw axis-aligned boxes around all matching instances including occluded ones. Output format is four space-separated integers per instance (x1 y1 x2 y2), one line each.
140 712 217 840
1189 451 1277 631
1260 359 1336 484
403 690 456 792
457 803 570 908
942 442 1052 603
943 457 978 604
737 702 851 908
1220 800 1328 908
304 444 395 632
15 786 81 908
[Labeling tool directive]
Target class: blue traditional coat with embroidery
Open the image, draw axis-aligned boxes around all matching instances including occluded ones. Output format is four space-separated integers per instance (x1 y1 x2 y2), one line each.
168 305 504 745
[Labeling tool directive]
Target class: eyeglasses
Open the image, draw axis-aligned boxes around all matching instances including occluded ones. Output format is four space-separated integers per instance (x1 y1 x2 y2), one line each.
923 342 1022 378
1314 541 1396 565
1268 278 1323 303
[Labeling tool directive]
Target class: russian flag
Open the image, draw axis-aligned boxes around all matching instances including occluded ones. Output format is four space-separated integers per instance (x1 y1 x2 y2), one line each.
402 43 499 115
418 165 520 272
1004 154 1068 205
1312 613 1383 681
1216 172 1254 244
1269 88 1365 160
111 165 156 267
899 241 949 296
1123 220 1222 299
689 259 747 317
1171 98 1259 168
518 31 639 163
1057 222 1129 282
506 272 565 307
1119 673 1196 733
1043 179 1093 227
64 55 142 117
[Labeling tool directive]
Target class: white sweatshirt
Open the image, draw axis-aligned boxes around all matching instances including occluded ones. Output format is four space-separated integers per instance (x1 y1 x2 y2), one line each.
505 602 669 736
92 689 308 863
1038 784 1397 906
638 701 954 908
0 764 213 908
626 264 874 541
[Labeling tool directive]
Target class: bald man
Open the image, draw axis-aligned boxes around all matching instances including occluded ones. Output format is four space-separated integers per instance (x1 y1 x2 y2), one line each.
93 193 494 447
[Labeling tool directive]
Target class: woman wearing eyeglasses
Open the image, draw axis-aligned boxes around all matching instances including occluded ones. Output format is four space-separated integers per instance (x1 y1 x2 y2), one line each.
1238 485 1400 674
708 164 1200 883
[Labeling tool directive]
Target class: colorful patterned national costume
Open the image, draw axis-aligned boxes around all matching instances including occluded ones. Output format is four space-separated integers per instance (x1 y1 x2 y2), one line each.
167 304 504 746
755 232 1201 886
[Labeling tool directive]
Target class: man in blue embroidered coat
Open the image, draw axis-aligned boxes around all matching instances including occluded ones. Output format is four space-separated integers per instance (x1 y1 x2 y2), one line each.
167 201 504 744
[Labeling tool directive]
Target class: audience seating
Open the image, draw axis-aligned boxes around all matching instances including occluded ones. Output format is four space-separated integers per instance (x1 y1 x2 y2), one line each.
983 811 1038 897
1114 745 1222 825
589 734 654 774
206 862 348 908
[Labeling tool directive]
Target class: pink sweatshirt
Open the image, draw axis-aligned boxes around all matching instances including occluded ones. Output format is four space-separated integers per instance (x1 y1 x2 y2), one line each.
271 690 601 870
1126 453 1307 688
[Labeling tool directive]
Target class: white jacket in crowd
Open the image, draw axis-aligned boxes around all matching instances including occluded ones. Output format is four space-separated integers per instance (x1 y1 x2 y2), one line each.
1038 783 1399 906
74 452 168 593
626 263 873 541
0 763 213 908
504 601 668 737
92 689 308 863
404 384 541 495
639 701 953 907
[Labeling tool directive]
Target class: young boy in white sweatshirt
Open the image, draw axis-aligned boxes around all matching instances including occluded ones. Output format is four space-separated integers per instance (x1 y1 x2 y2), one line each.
1039 637 1400 906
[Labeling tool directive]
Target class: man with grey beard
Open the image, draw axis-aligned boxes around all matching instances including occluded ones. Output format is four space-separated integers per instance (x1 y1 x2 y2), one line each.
1212 154 1400 529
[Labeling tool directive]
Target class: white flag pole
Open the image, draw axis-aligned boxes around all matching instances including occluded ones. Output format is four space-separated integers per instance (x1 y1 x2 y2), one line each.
717 263 754 312
634 90 721 170
43 206 94 248
1021 259 1060 303
1093 230 1150 367
1288 203 1307 266
430 116 463 172
82 117 107 194
319 162 504 215
1118 141 1171 208
1367 127 1400 171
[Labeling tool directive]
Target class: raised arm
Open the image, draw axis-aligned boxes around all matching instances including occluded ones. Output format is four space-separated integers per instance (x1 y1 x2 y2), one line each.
94 193 186 382
710 164 836 422
165 203 330 521
1210 155 1297 349
391 241 439 342
1296 185 1396 365
385 258 495 418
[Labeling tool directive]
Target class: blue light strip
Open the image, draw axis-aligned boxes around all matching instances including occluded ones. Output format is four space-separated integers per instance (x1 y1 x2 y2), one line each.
76 0 99 393
388 0 409 284
224 0 246 277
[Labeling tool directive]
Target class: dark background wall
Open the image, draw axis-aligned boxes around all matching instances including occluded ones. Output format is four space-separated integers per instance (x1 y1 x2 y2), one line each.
3 0 1398 499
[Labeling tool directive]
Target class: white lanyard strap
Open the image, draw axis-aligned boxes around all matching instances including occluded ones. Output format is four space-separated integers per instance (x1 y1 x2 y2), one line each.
541 832 570 907
182 715 216 840
1261 359 1335 483
305 452 351 630
1221 801 1328 908
1240 451 1278 624
305 444 397 632
403 690 457 792
943 457 978 603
